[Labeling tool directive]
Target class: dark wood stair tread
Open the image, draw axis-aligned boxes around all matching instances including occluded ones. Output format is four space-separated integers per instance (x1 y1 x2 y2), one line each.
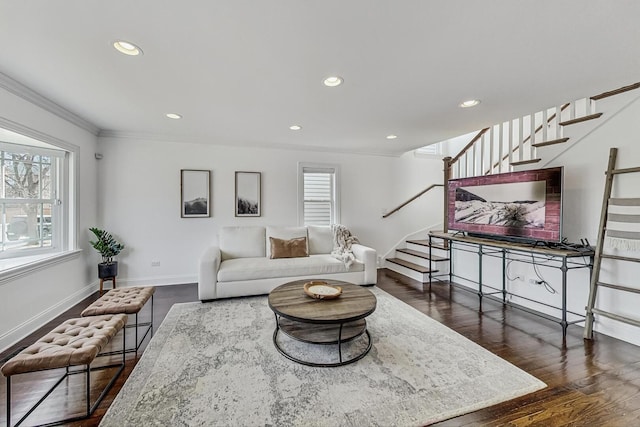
510 158 542 166
591 82 640 101
559 113 603 126
532 137 569 148
396 248 449 261
385 258 437 273
406 239 449 251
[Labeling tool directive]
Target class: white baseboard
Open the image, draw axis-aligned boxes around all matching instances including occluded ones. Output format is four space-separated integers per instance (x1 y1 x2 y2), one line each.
0 275 196 354
0 282 96 353
115 275 197 287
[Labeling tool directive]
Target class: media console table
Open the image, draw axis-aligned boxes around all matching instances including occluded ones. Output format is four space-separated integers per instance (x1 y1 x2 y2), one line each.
428 231 594 337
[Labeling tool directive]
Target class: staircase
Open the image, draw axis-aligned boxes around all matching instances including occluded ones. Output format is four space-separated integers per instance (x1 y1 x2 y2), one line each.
385 81 640 284
385 237 450 283
447 82 640 179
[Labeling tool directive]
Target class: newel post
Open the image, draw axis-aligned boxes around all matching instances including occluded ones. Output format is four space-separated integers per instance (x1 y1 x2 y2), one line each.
442 156 452 235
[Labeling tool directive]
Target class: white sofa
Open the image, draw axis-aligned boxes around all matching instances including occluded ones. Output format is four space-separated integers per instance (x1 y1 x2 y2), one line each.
198 225 377 300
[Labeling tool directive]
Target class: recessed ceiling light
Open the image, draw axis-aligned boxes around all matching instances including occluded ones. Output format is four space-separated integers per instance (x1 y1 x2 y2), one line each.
166 113 182 119
113 40 143 56
289 125 302 130
386 135 398 140
323 76 343 87
460 99 481 108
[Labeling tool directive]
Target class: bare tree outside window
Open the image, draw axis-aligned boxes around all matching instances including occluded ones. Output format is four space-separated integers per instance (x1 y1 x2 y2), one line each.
1 151 53 248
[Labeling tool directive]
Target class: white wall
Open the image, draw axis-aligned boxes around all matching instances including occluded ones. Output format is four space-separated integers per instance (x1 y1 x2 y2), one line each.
447 94 640 346
0 87 99 351
4 83 639 352
96 136 447 285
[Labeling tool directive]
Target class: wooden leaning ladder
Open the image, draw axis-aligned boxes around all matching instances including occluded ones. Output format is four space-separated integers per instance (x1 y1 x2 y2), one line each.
584 147 640 339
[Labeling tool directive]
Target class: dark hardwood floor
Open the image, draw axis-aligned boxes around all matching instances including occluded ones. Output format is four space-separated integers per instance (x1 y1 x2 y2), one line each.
1 270 639 426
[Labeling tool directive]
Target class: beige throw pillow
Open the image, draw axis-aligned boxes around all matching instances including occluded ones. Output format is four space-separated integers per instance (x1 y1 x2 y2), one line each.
269 237 309 259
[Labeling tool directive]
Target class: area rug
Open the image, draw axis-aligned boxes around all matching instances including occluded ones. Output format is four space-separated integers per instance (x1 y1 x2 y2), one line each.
100 287 545 426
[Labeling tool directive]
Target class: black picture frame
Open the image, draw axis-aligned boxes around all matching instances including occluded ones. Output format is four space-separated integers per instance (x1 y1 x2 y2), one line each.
235 171 261 217
181 169 210 218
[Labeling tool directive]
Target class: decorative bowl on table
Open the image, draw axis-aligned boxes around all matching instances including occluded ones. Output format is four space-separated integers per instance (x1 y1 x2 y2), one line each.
303 281 342 300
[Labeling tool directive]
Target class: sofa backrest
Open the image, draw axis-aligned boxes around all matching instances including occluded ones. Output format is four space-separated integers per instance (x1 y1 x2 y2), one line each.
307 225 334 255
219 225 337 260
219 226 266 261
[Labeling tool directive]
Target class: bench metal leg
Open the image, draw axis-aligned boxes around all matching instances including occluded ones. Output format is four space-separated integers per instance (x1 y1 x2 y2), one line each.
98 294 154 358
5 328 126 427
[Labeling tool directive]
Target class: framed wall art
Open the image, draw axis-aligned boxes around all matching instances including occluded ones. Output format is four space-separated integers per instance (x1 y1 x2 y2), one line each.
181 169 210 218
235 171 261 217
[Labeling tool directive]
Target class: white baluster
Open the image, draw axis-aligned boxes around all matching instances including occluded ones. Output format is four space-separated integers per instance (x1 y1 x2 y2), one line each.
542 108 548 142
489 126 495 175
556 105 562 139
530 113 536 160
498 123 504 173
507 121 513 169
518 116 524 162
480 133 485 176
472 142 477 176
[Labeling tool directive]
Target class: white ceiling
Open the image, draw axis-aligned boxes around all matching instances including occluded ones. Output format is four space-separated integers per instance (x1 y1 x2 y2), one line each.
1 1 639 156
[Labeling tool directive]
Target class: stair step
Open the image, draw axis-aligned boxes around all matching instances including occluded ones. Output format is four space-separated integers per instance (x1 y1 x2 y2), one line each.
385 258 436 274
510 158 542 166
532 137 570 148
396 248 449 261
406 239 449 251
591 82 640 101
559 113 603 126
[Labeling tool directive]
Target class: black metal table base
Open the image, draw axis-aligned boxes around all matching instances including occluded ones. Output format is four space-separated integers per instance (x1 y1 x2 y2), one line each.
272 316 373 367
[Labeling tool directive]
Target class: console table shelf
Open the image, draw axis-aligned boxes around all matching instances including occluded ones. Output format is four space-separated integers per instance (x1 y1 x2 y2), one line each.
428 231 594 337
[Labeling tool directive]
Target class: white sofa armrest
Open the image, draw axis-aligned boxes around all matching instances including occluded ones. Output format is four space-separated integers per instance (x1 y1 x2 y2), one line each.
198 245 221 300
352 243 377 285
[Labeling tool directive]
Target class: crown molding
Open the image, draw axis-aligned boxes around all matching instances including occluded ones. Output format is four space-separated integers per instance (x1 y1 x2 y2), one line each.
98 130 403 158
0 71 100 136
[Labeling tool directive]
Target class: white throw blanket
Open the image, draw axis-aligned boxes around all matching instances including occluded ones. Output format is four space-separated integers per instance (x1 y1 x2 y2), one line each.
331 224 359 268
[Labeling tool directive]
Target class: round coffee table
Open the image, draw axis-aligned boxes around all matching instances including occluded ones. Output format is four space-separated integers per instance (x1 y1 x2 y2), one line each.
268 279 377 367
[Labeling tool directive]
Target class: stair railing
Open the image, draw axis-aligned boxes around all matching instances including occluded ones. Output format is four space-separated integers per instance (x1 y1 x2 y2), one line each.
448 102 580 180
382 184 443 218
440 81 640 233
446 82 640 181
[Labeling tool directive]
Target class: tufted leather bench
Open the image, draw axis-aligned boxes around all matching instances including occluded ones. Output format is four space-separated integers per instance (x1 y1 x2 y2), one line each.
1 314 127 426
81 286 155 356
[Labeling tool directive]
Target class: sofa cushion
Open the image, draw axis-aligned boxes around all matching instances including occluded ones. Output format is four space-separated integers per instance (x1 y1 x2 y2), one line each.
217 254 364 282
265 226 308 258
219 226 266 261
307 225 334 254
269 236 309 259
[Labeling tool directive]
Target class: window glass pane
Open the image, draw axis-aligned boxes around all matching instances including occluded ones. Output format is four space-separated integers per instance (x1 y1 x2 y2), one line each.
4 203 51 248
303 171 333 225
4 154 40 199
304 201 331 226
304 173 331 201
0 135 66 259
40 163 52 199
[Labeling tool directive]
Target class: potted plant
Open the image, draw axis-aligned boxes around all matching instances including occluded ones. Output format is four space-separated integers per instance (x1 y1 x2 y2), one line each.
89 227 125 279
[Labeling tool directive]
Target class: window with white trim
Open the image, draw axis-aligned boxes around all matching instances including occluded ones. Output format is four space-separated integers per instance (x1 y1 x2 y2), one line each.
0 128 72 264
414 142 442 157
298 163 340 226
0 143 63 257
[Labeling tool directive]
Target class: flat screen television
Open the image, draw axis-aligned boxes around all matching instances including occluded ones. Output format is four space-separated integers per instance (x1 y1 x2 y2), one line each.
447 167 563 243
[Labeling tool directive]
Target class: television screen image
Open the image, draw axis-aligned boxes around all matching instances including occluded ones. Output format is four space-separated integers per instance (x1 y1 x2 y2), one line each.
447 167 563 243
